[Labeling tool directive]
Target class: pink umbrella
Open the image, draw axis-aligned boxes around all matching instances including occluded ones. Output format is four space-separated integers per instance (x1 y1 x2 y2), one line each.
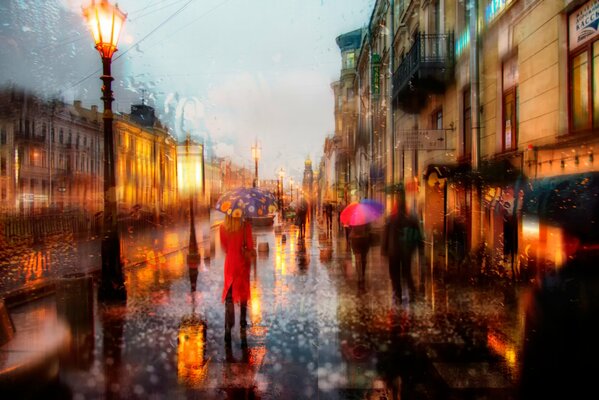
340 199 384 226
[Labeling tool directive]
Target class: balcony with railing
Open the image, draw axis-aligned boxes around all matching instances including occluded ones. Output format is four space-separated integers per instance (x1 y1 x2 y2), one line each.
392 32 455 113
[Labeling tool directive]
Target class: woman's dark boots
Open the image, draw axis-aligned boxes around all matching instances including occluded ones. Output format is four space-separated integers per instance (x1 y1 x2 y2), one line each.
240 302 248 329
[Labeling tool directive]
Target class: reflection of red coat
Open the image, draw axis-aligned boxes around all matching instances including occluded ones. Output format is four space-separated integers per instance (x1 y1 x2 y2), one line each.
220 223 253 303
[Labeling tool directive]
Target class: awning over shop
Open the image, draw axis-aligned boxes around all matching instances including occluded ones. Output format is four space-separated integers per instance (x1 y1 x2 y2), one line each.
522 172 599 244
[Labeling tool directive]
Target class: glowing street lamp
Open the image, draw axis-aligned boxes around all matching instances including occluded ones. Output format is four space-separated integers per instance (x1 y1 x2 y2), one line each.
251 140 261 187
83 0 127 301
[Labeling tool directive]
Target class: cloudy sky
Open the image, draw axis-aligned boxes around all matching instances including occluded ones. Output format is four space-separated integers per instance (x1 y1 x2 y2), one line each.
0 0 374 181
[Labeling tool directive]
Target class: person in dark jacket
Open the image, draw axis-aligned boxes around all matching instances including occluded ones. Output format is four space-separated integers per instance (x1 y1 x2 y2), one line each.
382 192 423 303
296 201 307 239
349 223 372 287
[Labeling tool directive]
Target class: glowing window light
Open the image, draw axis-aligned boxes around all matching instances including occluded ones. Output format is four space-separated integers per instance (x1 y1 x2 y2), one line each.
485 0 509 24
456 30 470 57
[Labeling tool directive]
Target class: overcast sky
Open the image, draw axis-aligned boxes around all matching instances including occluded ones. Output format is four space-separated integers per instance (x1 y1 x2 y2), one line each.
0 0 374 181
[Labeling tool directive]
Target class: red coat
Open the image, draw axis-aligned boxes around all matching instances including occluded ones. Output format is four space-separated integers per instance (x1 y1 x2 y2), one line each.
220 222 253 303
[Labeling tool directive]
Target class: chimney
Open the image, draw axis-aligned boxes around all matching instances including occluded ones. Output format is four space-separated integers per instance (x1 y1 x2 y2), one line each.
91 105 98 113
74 100 81 108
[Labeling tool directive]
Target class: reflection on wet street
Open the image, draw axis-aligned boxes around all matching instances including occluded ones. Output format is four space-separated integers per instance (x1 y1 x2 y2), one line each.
7 219 529 399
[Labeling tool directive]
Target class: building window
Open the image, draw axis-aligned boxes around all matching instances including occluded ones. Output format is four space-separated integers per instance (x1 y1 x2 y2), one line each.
0 128 6 145
568 2 599 132
59 129 64 144
502 55 519 151
463 87 472 160
432 108 443 129
0 157 6 175
345 51 356 69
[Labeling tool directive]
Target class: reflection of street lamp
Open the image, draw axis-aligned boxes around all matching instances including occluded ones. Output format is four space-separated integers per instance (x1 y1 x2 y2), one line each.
83 0 127 301
177 295 207 387
177 136 203 287
279 168 285 219
251 139 261 187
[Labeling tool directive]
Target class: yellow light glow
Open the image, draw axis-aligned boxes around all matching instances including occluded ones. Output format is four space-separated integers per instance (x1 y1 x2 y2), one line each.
82 0 127 59
250 281 262 326
522 217 539 238
177 318 209 387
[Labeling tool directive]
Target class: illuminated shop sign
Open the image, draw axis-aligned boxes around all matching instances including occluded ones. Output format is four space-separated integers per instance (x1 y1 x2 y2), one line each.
371 53 381 98
569 0 599 49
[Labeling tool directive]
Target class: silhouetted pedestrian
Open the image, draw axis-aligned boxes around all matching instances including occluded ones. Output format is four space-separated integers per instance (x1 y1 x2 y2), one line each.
296 201 307 239
382 195 423 303
349 223 372 287
324 202 333 233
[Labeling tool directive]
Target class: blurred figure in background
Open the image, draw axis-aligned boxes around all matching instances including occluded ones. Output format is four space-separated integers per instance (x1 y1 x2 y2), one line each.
324 202 334 234
382 189 423 304
349 222 372 289
296 201 307 239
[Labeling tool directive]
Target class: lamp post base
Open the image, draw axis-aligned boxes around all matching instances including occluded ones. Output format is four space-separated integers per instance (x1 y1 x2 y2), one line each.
187 253 201 265
188 265 199 292
98 283 127 303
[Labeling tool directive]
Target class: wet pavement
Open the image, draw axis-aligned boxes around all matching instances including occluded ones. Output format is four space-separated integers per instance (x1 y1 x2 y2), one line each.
5 218 529 399
0 213 219 298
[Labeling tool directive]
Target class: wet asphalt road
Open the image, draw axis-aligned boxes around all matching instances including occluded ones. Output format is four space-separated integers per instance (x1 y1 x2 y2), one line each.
8 218 524 399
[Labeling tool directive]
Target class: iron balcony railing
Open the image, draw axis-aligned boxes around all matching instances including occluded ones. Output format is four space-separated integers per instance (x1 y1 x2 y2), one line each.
392 32 455 102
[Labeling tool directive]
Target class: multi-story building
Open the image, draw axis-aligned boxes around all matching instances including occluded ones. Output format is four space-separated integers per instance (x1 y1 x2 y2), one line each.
115 103 178 219
474 0 599 276
332 29 363 206
329 0 599 278
0 87 179 222
0 88 103 214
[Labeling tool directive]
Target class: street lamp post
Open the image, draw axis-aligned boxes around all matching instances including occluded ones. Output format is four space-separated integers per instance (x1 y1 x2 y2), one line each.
178 136 202 267
251 140 260 188
83 0 127 301
289 178 294 203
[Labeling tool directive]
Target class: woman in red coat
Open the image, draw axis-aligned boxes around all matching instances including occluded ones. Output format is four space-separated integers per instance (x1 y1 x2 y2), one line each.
220 214 254 343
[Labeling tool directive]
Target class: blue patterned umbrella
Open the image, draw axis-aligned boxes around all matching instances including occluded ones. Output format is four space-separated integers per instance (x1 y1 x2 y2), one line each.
215 187 278 218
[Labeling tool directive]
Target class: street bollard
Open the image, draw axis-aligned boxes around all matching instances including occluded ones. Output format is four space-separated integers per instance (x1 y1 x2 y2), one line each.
55 273 94 369
0 299 15 346
258 242 269 253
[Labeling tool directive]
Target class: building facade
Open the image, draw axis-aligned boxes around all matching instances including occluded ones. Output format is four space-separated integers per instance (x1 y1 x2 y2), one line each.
0 87 178 222
322 0 599 278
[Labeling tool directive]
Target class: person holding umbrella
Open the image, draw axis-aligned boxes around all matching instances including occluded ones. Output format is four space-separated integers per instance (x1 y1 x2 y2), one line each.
341 199 384 288
215 187 277 343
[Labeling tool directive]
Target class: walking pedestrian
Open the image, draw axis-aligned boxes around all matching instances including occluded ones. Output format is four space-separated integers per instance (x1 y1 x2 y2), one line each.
220 214 255 344
296 201 307 239
382 193 423 303
324 202 333 233
349 223 372 288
